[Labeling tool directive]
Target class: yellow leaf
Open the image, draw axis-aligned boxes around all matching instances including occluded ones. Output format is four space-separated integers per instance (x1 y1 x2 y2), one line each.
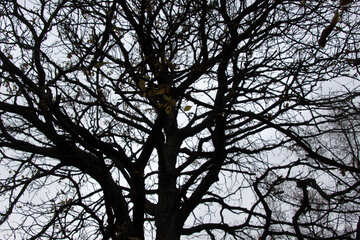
148 87 167 96
158 84 170 94
184 105 192 111
163 95 171 101
156 102 164 109
170 99 176 106
138 79 146 91
94 62 109 68
164 105 172 115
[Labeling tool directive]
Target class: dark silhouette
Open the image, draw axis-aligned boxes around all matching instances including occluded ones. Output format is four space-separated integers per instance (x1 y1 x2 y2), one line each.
0 1 359 239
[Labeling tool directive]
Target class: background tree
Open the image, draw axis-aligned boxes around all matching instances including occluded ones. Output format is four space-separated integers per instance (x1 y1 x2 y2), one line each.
0 0 360 239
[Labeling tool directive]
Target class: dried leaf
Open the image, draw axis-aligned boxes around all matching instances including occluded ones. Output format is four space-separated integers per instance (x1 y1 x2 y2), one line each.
148 87 167 97
184 105 192 111
138 79 146 91
346 58 360 66
164 104 172 115
340 0 352 8
318 10 340 48
162 95 176 106
332 10 340 25
94 62 109 68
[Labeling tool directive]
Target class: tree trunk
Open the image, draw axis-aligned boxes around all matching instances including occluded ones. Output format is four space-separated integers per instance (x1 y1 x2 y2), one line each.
156 216 182 240
156 118 182 240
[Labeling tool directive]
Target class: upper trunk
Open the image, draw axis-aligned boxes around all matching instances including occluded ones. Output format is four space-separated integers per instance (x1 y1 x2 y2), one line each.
155 113 182 240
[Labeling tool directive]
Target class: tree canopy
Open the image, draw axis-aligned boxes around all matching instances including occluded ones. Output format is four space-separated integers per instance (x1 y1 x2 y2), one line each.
1 0 360 239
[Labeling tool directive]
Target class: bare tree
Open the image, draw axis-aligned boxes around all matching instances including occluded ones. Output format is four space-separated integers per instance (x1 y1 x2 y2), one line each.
0 0 360 239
